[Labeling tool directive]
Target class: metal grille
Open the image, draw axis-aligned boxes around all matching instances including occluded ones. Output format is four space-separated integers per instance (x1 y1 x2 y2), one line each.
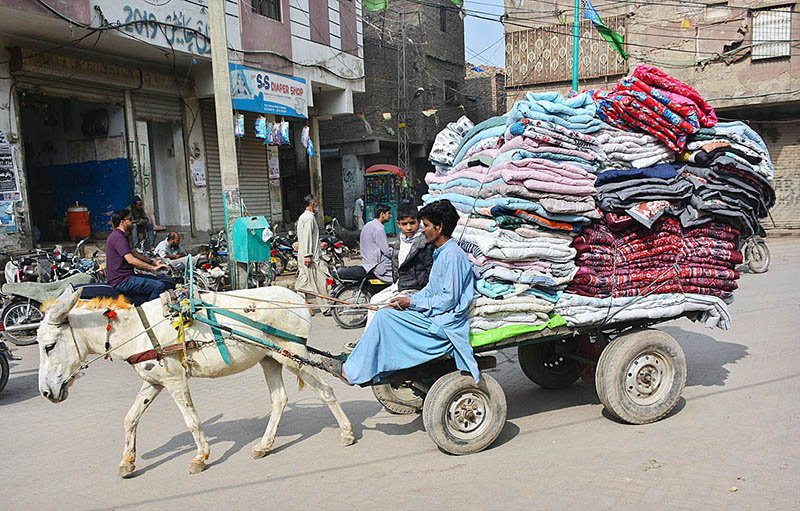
132 93 183 122
321 153 344 222
236 112 272 221
200 100 225 230
752 7 792 60
505 15 628 87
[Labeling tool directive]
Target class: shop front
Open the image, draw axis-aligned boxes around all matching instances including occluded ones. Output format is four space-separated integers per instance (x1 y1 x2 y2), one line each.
201 63 311 231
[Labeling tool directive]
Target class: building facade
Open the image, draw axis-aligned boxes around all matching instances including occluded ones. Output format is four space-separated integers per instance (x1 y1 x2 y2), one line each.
318 0 466 228
504 0 800 228
0 0 363 252
463 63 506 122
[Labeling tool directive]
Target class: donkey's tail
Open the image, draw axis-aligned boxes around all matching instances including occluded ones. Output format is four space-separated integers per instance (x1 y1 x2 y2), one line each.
297 376 305 392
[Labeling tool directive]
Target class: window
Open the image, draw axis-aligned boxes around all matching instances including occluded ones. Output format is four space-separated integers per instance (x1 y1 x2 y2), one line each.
444 79 459 105
752 5 792 60
440 6 446 32
252 0 281 21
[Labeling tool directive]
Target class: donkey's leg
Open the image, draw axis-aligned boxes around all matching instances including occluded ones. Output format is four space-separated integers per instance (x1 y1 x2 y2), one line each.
251 356 288 459
118 381 163 478
164 379 210 474
284 364 354 446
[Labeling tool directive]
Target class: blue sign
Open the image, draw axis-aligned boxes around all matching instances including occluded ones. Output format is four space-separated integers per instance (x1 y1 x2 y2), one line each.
229 63 309 119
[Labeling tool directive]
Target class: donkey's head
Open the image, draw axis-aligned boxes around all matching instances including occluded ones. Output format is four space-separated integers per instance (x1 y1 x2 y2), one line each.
38 288 82 403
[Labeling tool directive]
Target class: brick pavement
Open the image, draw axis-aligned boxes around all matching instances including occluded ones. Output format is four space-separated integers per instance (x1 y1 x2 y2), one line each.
1 239 799 510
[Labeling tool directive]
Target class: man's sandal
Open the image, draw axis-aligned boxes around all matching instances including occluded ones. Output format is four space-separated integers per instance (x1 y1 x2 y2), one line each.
321 357 350 385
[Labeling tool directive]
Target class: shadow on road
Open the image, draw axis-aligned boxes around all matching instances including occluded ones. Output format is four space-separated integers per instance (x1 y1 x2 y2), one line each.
0 360 40 405
661 326 748 387
132 399 383 477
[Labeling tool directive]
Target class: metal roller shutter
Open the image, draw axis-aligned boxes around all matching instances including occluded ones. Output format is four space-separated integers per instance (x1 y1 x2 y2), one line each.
132 93 183 122
200 100 225 230
15 77 123 103
322 154 344 222
236 112 271 220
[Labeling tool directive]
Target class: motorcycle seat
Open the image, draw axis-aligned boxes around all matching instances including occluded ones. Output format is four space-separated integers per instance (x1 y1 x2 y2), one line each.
73 283 120 300
1 273 93 303
335 265 367 282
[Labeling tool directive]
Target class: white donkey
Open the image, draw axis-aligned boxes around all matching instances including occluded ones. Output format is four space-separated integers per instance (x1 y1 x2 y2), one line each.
37 286 354 476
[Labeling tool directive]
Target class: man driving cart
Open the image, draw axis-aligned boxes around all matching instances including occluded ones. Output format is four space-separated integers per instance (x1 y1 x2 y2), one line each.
324 199 480 385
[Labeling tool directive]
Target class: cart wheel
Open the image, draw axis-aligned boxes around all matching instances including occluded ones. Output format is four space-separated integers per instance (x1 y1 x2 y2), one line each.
518 342 579 389
372 383 424 415
423 371 506 455
595 329 686 425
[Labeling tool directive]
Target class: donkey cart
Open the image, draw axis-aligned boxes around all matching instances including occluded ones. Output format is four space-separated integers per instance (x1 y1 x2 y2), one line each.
366 316 687 455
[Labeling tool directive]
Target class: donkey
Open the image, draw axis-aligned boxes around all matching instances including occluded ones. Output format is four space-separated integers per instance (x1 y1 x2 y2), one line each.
37 286 354 476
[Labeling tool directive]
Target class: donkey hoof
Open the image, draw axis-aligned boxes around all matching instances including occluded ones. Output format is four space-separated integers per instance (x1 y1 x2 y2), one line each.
250 447 269 459
118 462 136 478
341 432 355 446
188 460 207 475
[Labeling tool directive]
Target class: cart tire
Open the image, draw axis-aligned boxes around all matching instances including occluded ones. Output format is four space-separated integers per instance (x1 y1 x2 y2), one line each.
372 383 424 414
518 342 579 389
595 329 686 425
0 352 8 394
423 371 506 455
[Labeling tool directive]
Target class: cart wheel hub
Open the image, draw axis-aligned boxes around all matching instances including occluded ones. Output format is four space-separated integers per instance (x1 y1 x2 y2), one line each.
447 391 488 437
625 351 673 406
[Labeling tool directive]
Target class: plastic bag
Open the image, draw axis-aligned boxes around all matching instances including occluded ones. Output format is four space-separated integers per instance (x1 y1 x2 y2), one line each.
255 116 267 139
234 113 245 137
281 120 290 144
265 122 275 144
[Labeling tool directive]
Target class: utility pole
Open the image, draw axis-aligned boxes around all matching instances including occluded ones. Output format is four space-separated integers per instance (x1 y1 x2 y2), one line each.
572 0 580 92
397 11 410 177
209 0 245 289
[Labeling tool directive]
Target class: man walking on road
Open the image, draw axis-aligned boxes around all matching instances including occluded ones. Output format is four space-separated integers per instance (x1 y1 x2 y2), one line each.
353 194 365 230
360 203 393 283
296 195 330 315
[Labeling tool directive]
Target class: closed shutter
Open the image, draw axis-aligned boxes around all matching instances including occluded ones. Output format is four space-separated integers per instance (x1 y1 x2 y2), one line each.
236 112 271 220
15 77 123 103
322 154 344 221
132 93 183 122
200 100 225 229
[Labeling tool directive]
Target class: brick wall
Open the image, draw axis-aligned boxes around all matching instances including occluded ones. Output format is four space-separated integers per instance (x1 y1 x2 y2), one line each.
753 119 800 229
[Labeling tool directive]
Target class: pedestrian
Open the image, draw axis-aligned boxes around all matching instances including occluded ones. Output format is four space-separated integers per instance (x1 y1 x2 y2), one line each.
353 194 365 230
295 194 330 315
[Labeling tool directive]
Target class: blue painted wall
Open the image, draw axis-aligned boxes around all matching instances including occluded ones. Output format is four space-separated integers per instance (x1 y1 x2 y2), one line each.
31 158 131 232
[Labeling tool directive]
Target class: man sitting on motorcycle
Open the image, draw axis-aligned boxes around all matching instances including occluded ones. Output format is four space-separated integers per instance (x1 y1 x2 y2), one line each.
359 203 394 283
155 232 189 272
106 209 173 306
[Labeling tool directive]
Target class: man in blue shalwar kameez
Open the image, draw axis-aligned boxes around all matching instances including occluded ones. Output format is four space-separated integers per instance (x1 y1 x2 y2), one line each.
324 199 480 385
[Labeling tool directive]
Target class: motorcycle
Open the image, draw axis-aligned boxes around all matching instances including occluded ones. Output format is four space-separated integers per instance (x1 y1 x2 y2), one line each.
272 232 298 275
739 234 770 274
328 265 391 329
0 272 94 346
0 339 19 395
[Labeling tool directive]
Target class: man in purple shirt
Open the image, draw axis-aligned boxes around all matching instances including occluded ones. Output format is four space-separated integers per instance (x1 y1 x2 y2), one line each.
106 209 172 305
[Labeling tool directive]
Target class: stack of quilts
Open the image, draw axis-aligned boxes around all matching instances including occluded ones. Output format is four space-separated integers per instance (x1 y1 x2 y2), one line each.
586 65 717 153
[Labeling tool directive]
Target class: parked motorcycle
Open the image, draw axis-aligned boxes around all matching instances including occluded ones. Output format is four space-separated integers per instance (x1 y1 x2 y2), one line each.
328 265 391 329
739 234 770 274
272 232 298 275
0 273 94 346
0 339 19 395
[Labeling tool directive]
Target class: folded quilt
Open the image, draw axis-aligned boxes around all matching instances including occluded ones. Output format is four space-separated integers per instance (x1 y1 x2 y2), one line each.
632 65 717 127
554 293 731 329
507 91 604 133
469 314 568 346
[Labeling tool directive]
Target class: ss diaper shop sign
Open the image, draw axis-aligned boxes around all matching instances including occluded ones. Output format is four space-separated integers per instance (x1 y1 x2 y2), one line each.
230 63 308 119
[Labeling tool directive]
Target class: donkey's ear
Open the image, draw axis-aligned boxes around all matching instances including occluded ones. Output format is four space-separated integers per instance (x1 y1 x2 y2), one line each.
47 288 82 323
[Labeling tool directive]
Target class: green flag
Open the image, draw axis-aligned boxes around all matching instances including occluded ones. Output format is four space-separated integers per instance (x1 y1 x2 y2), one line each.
364 0 388 11
583 0 628 59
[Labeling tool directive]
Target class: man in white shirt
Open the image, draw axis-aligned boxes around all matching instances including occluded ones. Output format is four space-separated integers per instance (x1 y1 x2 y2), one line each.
353 194 365 230
154 232 189 271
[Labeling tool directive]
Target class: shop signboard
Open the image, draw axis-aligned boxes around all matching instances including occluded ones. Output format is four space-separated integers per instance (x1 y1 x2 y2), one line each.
229 63 308 119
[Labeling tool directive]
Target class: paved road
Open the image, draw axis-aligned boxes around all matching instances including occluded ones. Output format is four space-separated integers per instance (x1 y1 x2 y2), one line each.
2 239 799 510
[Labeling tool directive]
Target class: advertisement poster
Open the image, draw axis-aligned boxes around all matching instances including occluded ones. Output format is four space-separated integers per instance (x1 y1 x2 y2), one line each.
0 144 19 194
230 63 309 118
190 159 207 187
0 200 15 227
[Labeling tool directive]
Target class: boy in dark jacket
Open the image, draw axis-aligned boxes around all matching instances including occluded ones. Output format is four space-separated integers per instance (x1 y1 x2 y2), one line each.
345 204 434 350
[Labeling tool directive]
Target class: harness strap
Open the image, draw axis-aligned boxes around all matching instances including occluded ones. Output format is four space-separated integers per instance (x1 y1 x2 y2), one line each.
205 307 232 365
135 306 163 354
197 300 308 345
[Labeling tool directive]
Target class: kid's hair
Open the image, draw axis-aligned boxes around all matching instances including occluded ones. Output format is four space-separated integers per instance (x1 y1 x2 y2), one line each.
397 203 419 221
419 200 458 237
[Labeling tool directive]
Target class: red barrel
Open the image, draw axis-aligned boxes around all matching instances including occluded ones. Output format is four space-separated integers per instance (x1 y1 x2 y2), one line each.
67 205 91 240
